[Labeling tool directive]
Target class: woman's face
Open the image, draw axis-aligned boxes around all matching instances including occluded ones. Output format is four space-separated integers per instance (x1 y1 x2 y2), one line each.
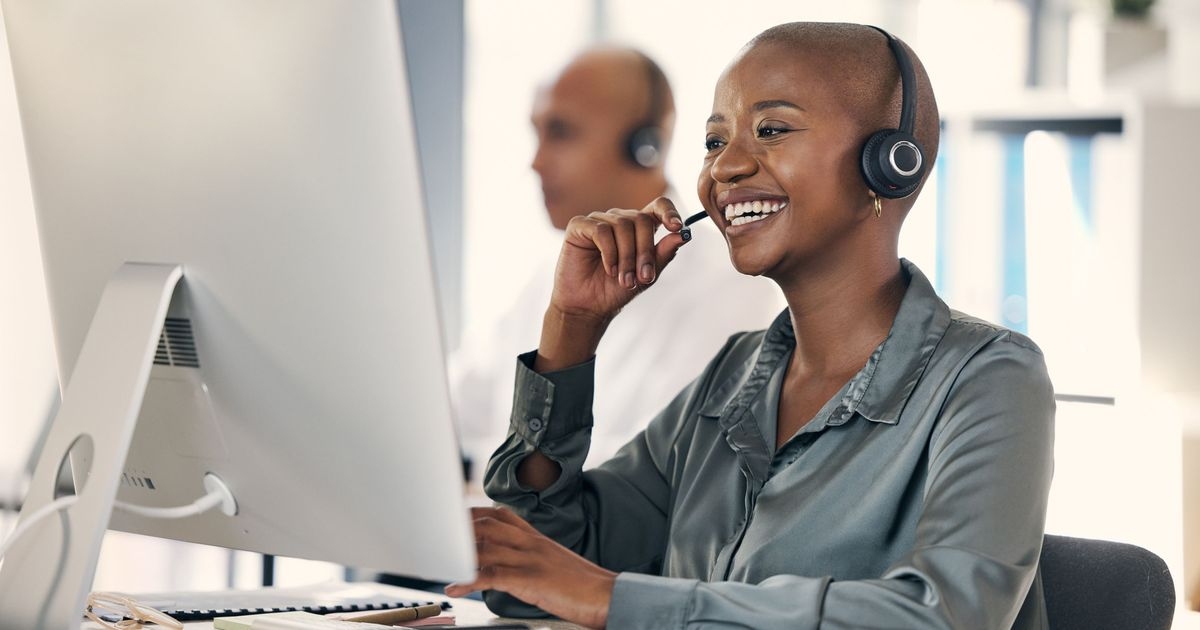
697 41 872 279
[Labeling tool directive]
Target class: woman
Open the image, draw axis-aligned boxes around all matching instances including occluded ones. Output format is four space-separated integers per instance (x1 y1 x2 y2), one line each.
447 22 1054 629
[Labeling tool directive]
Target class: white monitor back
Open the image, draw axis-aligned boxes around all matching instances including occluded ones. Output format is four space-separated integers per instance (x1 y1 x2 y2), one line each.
2 0 474 582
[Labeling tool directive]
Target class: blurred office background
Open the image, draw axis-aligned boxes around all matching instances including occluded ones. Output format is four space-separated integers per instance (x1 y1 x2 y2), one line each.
3 0 1200 624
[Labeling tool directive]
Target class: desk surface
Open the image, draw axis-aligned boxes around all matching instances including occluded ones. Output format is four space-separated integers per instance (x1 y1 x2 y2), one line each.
79 584 583 630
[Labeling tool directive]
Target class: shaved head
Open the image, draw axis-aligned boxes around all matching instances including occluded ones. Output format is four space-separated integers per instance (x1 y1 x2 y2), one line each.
552 46 675 134
531 46 675 228
748 23 940 176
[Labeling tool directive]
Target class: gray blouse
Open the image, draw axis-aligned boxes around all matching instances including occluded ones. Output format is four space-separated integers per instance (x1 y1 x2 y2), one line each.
483 260 1055 629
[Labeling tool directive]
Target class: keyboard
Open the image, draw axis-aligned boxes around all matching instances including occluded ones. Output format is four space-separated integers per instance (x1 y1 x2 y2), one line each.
120 582 449 622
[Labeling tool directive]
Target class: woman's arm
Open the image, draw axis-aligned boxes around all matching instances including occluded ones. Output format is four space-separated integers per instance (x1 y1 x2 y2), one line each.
470 348 713 620
462 196 712 619
513 198 688 492
460 331 1054 629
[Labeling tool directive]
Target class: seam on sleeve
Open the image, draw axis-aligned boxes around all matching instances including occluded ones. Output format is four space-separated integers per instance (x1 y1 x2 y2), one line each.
926 331 1006 449
680 578 699 629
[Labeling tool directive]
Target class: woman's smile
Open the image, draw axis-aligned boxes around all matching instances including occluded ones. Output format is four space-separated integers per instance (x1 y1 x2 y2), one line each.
723 200 788 237
714 189 790 239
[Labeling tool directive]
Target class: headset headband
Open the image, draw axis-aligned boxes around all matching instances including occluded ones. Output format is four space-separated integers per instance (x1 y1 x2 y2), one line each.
867 26 916 136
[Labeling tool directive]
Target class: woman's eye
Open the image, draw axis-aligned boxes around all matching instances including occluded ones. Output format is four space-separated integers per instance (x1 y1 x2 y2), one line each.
757 125 790 138
704 136 725 151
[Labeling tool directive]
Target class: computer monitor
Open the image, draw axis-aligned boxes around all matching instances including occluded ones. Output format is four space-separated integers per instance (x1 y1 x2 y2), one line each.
0 1 475 626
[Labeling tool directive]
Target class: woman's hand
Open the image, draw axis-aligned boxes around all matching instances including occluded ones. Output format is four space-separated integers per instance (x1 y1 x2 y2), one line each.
536 197 688 372
445 507 617 629
552 197 686 319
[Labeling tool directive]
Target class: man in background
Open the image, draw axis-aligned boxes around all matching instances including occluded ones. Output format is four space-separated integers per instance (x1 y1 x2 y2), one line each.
451 46 782 480
532 47 673 230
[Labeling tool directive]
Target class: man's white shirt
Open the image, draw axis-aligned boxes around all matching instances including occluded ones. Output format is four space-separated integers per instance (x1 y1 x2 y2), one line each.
448 194 785 479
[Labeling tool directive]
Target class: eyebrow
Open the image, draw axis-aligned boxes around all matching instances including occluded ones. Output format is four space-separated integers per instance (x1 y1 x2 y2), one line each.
707 100 806 124
754 99 804 112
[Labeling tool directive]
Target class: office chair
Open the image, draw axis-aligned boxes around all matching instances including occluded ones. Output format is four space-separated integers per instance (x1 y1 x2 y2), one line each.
1039 534 1175 630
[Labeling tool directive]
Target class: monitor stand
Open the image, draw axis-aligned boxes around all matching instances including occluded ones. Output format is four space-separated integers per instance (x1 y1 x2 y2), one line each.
0 262 183 629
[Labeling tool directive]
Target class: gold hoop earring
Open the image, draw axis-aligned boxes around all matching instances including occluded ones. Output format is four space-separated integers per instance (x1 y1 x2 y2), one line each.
873 196 882 218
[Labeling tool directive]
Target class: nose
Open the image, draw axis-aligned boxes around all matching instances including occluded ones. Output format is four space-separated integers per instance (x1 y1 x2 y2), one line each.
708 136 758 184
531 141 547 175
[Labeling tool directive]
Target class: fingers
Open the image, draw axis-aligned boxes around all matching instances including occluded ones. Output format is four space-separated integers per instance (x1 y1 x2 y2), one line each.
449 507 618 627
592 221 618 278
470 510 539 550
611 212 639 289
471 506 540 534
633 212 658 285
565 197 689 290
647 196 684 232
655 231 685 271
445 509 544 597
445 563 526 599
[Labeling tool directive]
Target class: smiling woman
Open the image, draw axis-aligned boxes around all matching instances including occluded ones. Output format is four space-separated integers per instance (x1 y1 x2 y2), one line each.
449 22 1055 630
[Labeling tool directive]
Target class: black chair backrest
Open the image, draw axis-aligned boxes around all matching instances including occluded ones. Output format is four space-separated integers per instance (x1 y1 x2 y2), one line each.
1039 534 1175 630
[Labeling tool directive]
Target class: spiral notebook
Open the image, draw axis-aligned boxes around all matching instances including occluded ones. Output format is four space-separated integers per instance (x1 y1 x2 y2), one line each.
120 582 449 622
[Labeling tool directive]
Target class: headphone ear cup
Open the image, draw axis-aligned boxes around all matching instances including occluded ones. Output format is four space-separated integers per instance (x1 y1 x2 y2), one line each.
860 129 924 199
626 125 663 169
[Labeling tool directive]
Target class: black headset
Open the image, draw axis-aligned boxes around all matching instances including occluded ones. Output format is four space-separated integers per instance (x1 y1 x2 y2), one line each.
624 54 665 169
860 26 926 199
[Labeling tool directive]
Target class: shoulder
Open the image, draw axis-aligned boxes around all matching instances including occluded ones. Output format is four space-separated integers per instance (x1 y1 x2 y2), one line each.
933 310 1052 404
941 309 1046 365
925 311 1054 448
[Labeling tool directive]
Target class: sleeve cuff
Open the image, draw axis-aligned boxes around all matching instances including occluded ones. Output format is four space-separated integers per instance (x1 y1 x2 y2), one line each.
510 350 596 446
607 572 699 630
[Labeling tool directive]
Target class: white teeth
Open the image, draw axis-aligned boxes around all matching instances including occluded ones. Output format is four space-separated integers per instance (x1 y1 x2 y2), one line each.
731 214 772 226
722 200 788 222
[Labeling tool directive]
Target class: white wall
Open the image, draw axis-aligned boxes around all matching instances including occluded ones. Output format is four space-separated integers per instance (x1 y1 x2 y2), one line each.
459 0 593 336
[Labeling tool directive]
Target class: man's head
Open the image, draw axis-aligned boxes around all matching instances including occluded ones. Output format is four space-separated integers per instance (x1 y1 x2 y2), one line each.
531 46 675 229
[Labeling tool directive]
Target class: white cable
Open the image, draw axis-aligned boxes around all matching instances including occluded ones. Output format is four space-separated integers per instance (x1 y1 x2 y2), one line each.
112 490 223 519
0 495 78 562
0 480 233 564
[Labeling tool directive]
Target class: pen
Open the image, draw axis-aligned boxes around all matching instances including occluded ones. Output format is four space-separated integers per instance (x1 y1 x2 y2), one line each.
412 619 530 624
329 603 444 624
679 210 709 242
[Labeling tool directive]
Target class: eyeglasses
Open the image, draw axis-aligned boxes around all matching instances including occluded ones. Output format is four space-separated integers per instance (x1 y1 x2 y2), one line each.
85 591 183 630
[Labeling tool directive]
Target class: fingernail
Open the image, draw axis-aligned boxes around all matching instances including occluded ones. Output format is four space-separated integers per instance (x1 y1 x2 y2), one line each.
640 263 654 282
623 271 635 288
671 216 683 228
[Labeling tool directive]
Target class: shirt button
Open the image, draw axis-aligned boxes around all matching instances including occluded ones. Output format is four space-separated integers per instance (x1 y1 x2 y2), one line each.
527 417 544 432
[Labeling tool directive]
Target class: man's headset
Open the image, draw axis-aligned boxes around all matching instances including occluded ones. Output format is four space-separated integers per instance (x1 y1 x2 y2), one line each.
624 53 666 169
860 26 926 199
